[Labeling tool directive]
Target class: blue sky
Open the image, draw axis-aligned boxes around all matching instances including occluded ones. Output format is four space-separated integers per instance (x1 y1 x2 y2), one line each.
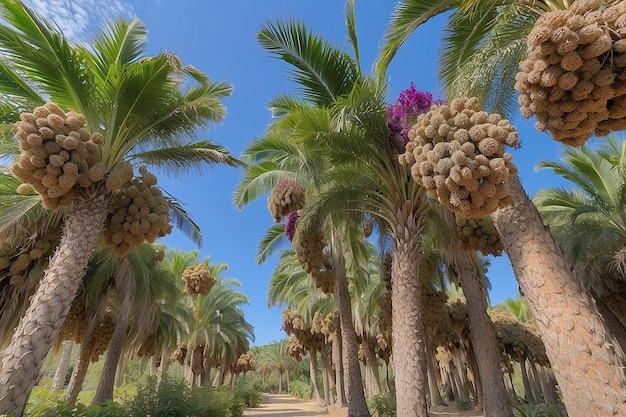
25 0 571 346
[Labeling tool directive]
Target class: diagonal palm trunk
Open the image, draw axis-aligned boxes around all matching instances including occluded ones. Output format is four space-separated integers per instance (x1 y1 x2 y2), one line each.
51 341 74 392
0 185 109 417
492 176 626 417
330 227 371 417
391 201 429 417
92 258 135 404
442 208 514 417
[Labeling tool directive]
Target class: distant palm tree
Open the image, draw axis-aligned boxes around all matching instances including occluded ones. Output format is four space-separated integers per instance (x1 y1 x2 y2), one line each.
0 2 239 414
257 339 298 394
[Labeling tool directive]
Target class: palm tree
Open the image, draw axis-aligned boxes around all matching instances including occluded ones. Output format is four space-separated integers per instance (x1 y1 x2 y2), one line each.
377 3 626 415
534 137 626 352
256 339 298 394
0 2 239 414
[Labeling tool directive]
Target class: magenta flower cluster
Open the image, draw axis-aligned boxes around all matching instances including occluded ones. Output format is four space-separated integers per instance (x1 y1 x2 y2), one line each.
387 82 440 151
285 211 299 241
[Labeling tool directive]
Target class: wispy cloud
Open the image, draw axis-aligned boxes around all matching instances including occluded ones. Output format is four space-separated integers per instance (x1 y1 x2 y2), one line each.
23 0 135 42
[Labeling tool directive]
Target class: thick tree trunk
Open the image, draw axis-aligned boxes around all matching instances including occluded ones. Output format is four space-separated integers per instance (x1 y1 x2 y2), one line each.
330 227 370 417
332 326 347 407
442 206 513 416
391 201 429 416
0 186 109 416
310 351 325 406
115 354 125 387
492 176 626 417
92 258 135 405
51 341 74 392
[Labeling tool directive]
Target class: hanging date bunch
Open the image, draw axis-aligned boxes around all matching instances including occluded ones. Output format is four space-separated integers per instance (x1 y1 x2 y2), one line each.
11 103 106 210
181 263 216 296
292 220 326 276
516 0 626 146
173 344 187 365
101 164 172 257
268 179 305 222
90 311 116 362
455 213 503 256
57 290 88 344
0 228 60 287
399 97 520 218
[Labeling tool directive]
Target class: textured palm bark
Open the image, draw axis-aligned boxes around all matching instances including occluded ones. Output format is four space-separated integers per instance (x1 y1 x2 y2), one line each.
330 228 371 417
492 176 626 417
391 201 428 417
443 208 513 417
92 258 135 404
0 186 109 417
51 341 74 392
332 325 347 407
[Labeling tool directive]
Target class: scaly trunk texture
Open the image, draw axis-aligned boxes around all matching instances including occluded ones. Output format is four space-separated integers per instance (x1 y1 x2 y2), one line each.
0 186 109 416
391 201 428 417
310 350 325 406
330 227 371 417
92 258 135 404
443 207 513 417
492 176 626 417
51 341 74 392
333 326 347 407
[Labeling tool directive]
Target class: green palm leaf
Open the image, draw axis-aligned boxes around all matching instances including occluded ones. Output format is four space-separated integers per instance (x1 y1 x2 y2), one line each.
376 0 456 76
257 19 358 105
162 191 202 247
256 223 289 265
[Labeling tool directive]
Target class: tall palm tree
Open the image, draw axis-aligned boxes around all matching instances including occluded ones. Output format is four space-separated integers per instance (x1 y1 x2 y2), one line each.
256 339 298 394
534 137 626 351
378 3 626 415
0 2 239 414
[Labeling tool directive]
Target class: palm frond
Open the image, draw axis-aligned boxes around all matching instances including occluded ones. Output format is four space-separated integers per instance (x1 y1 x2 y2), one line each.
344 0 361 76
256 223 289 265
162 191 203 247
130 140 242 176
267 94 308 119
257 19 358 105
376 0 455 76
0 0 95 113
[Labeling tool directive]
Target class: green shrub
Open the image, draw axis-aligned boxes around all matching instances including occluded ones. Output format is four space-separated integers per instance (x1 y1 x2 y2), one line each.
513 402 566 417
455 399 473 411
288 380 312 400
233 380 263 408
367 394 396 417
24 387 128 417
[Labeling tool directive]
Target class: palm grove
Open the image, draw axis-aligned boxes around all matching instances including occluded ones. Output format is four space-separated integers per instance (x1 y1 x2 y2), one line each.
1 1 626 417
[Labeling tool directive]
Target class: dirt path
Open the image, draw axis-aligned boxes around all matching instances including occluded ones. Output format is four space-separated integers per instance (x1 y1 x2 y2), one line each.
242 394 334 416
242 394 485 417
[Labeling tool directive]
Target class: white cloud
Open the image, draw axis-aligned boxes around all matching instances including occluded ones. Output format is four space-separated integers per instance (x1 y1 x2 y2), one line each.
22 0 135 42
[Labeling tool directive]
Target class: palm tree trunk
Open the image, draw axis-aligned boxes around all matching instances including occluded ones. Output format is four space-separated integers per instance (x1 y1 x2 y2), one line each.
492 176 626 417
363 337 381 398
425 341 447 407
330 227 371 417
443 214 513 415
319 347 332 406
391 201 429 416
92 258 135 404
115 354 126 387
519 356 535 403
51 341 74 392
159 347 171 383
464 342 483 410
278 370 283 394
332 326 347 407
309 350 325 406
66 307 103 405
0 186 109 416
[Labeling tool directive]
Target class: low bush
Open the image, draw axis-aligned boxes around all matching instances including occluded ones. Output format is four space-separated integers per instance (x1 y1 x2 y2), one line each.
367 394 396 417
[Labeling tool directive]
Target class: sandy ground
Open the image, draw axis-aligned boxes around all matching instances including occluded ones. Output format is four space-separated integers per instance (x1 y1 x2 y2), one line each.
242 394 485 417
